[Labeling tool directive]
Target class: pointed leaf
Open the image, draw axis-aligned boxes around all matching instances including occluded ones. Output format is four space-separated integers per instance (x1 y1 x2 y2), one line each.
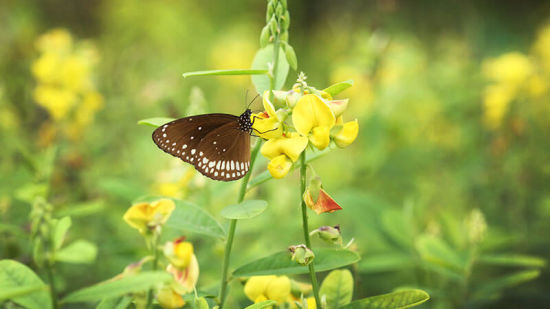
319 269 353 308
182 69 268 78
251 45 289 94
138 117 176 128
53 216 71 250
471 270 540 300
339 289 430 309
323 80 354 96
415 235 465 272
55 240 98 264
220 200 268 220
95 296 132 309
245 300 277 309
62 271 171 303
478 254 546 268
0 285 47 301
164 199 226 239
233 248 360 277
0 260 51 309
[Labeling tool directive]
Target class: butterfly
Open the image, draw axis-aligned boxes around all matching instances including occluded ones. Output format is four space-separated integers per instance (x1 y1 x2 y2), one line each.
152 109 254 182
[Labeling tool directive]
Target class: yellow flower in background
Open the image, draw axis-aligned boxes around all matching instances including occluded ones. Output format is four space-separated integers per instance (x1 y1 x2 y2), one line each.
244 275 291 305
31 28 103 143
251 92 284 139
164 237 194 269
166 255 199 294
482 52 533 86
157 285 185 309
123 199 175 235
292 94 336 150
483 84 515 129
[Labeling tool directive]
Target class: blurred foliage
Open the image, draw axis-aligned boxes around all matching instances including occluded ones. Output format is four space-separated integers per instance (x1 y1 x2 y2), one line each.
1 0 550 308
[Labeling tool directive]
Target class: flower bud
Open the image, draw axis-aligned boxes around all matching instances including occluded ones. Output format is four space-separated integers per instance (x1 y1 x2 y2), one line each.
310 225 343 245
276 2 284 18
157 285 185 309
288 244 315 265
164 237 194 269
284 44 298 70
269 16 279 35
260 25 271 48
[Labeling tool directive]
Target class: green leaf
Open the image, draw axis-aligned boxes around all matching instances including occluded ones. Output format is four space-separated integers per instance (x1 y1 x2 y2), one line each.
0 260 52 309
62 271 171 303
182 69 268 78
339 289 430 309
55 240 98 264
95 296 132 309
137 117 175 128
319 269 353 308
194 297 210 309
478 254 546 268
165 199 226 239
0 285 47 301
359 253 414 273
220 200 268 220
415 235 465 272
233 248 360 277
323 80 354 96
53 216 71 250
245 300 277 309
471 270 540 300
251 45 289 94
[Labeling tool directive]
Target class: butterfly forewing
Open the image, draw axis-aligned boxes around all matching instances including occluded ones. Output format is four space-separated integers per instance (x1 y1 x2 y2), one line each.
194 122 251 181
152 112 252 182
153 114 238 165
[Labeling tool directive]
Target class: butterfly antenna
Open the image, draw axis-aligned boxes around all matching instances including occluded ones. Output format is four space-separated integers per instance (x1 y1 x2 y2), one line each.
247 93 260 110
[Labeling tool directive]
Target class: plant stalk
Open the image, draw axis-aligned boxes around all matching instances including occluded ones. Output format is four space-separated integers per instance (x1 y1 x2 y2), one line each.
45 261 59 309
146 233 160 309
219 140 263 308
300 152 322 307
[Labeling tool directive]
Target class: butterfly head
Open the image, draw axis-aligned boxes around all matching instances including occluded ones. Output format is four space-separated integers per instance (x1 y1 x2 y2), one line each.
239 109 253 133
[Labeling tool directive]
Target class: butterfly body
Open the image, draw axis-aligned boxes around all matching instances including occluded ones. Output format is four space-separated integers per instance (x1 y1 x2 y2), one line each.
153 109 253 181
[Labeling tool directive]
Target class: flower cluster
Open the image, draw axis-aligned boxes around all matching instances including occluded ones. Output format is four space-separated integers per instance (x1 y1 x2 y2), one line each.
482 24 550 129
252 80 358 180
122 199 199 309
31 28 103 142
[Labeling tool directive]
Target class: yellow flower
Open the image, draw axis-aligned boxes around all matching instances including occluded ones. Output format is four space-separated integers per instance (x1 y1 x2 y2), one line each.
251 91 284 139
35 28 73 53
261 133 308 178
483 84 515 129
533 24 550 72
166 254 200 295
122 199 175 234
157 285 185 309
164 237 194 269
331 117 359 148
33 85 76 120
482 52 533 86
306 296 317 309
292 94 336 150
244 275 291 305
267 155 293 179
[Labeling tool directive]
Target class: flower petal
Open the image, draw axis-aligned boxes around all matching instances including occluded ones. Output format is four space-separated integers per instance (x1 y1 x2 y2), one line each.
261 133 308 162
332 119 359 148
304 188 343 214
267 155 293 179
244 275 276 302
251 112 283 139
266 276 291 303
292 94 336 136
309 126 331 150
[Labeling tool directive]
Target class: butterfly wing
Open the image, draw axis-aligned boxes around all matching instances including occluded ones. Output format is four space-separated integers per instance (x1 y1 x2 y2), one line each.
194 122 251 181
152 114 238 165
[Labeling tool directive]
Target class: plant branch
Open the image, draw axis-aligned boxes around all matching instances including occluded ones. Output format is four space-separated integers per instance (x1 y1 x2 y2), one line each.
299 152 321 307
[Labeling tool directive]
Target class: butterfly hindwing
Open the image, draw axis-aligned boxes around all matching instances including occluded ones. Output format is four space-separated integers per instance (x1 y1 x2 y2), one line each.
194 122 251 181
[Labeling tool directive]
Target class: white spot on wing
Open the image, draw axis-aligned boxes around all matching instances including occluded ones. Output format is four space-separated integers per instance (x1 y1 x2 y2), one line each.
191 149 196 155
221 161 225 170
182 144 187 149
209 161 215 168
230 161 235 170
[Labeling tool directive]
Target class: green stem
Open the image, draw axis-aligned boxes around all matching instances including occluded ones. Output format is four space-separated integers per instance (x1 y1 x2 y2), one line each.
219 140 263 308
300 152 321 307
146 233 160 309
45 262 59 309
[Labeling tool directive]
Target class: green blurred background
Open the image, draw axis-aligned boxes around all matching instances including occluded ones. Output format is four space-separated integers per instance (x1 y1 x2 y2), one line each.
1 0 550 308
